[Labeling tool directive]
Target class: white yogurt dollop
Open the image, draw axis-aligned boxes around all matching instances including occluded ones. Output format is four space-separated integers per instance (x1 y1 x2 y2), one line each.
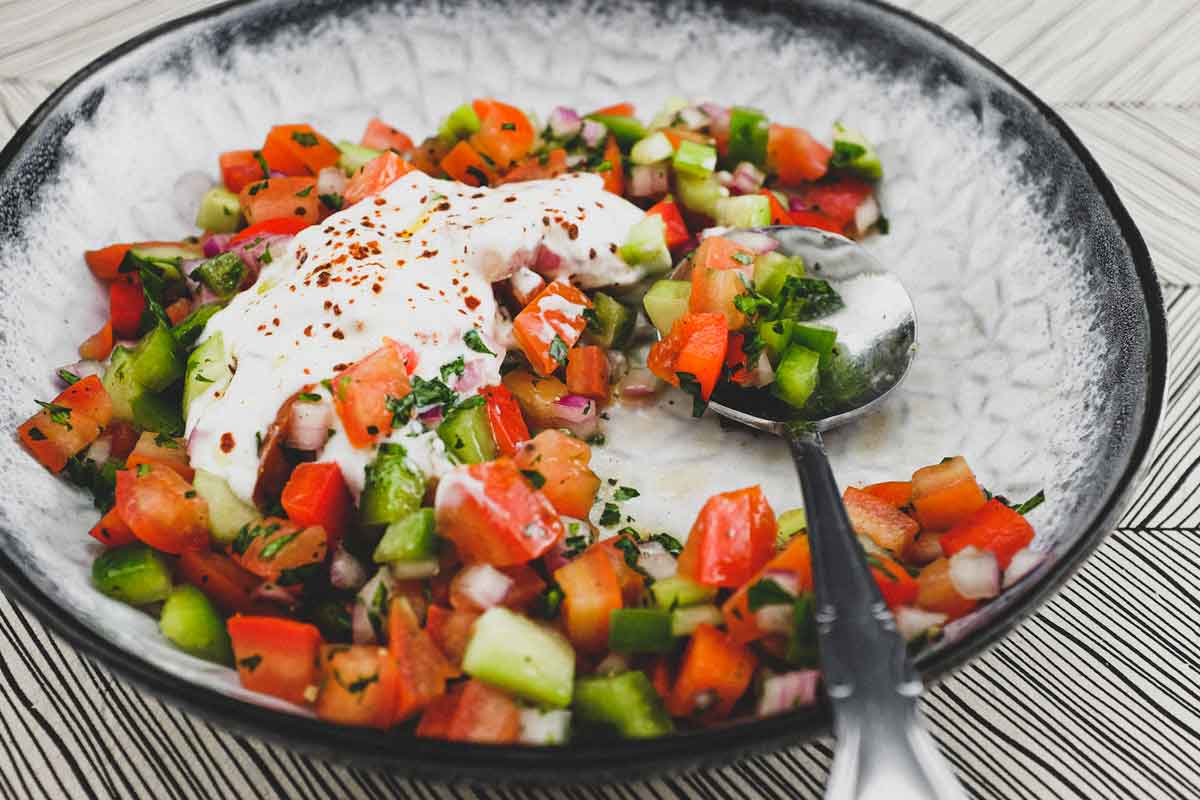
186 171 644 503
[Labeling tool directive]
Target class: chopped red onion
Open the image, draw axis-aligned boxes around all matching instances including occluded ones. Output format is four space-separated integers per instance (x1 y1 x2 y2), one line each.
455 564 513 610
853 194 881 234
581 119 606 148
715 169 735 189
629 164 670 198
948 546 1000 599
548 106 582 139
789 195 815 214
202 233 233 258
86 434 112 465
731 161 766 195
230 232 293 279
677 106 710 130
757 670 820 716
894 606 948 642
565 153 588 168
317 165 348 198
549 394 599 439
286 400 332 451
1002 548 1046 589
58 360 103 384
594 652 629 676
417 406 445 428
726 229 781 254
637 541 677 581
330 545 368 590
269 169 288 179
754 603 795 634
616 367 661 398
543 518 588 572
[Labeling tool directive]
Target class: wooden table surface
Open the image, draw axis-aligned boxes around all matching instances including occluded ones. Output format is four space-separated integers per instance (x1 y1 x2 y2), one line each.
1 1 1198 798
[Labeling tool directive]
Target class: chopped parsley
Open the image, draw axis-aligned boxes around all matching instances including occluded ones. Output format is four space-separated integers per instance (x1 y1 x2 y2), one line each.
463 329 495 355
56 369 80 385
153 432 179 448
613 486 640 502
247 180 269 196
521 469 546 489
35 400 73 430
598 502 621 527
649 532 683 557
747 578 795 611
830 139 867 168
135 464 152 478
277 562 321 587
549 334 569 368
295 185 314 198
237 655 263 672
466 166 489 186
27 427 46 441
500 122 517 131
253 150 270 178
61 456 119 511
581 306 601 332
440 356 465 382
258 531 299 561
319 193 344 210
676 372 708 418
587 433 606 446
1013 490 1046 515
593 160 612 173
534 585 564 619
563 534 589 559
290 131 320 147
297 392 322 402
731 251 753 266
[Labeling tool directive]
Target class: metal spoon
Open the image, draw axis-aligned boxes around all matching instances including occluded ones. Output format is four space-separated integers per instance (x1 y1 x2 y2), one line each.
699 226 965 800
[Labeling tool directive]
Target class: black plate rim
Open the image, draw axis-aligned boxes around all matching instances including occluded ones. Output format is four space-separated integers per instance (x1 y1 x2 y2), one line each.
0 0 1167 782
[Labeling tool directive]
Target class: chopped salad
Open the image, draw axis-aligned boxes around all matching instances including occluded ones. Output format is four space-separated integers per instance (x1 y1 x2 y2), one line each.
19 98 1044 744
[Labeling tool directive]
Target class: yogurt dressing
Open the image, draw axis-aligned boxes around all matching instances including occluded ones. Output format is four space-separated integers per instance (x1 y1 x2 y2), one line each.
186 171 644 503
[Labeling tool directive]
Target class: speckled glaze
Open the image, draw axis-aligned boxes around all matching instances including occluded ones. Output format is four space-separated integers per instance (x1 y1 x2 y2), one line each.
0 0 1165 782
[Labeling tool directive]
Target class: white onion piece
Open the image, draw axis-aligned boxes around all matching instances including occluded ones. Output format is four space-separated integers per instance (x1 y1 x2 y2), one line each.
548 106 582 139
948 546 1000 599
853 194 881 234
594 652 629 676
754 603 795 635
549 395 599 439
565 152 588 168
329 546 368 591
628 164 670 198
894 606 949 642
715 169 735 189
746 353 775 388
389 560 440 580
731 161 766 195
616 367 661 398
519 708 572 746
637 541 677 581
757 670 820 716
286 400 332 451
86 435 112 465
455 564 513 610
353 568 399 644
581 119 606 148
605 350 629 383
677 106 710 130
1003 548 1047 589
760 569 801 597
317 165 348 198
726 229 781 254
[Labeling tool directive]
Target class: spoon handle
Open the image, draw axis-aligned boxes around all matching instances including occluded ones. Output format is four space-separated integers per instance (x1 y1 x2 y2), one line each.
787 430 966 800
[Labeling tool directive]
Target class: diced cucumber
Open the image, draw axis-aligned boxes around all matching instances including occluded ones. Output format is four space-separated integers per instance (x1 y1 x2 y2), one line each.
103 346 141 422
131 391 184 436
650 575 717 609
189 252 245 300
519 708 572 746
630 131 674 165
130 324 184 393
438 103 481 143
195 186 241 233
573 671 674 739
585 114 647 150
462 607 576 708
831 123 882 180
674 171 722 217
389 559 440 580
773 345 821 409
778 507 807 545
583 292 635 350
360 443 426 527
608 608 674 654
373 508 437 564
758 320 794 366
437 403 497 464
727 106 770 168
92 544 173 606
713 194 771 229
172 303 222 350
618 215 671 274
336 140 382 176
193 469 259 546
642 280 691 336
670 604 724 637
672 140 717 178
183 333 231 416
159 585 233 665
753 252 805 300
791 322 837 364
121 246 194 281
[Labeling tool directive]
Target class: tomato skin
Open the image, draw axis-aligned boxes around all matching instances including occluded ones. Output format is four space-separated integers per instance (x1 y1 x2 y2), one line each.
723 534 812 645
125 431 193 482
916 557 978 619
758 189 794 225
590 533 649 606
416 679 521 743
766 124 831 185
342 152 415 207
480 384 530 457
281 462 353 549
863 481 913 508
228 615 323 706
870 552 919 609
424 605 478 669
219 150 267 194
565 345 609 401
361 117 414 153
261 124 340 176
501 370 568 431
115 465 210 555
512 280 593 376
496 148 568 185
645 200 691 250
910 456 987 531
106 420 140 461
689 237 755 329
435 458 564 566
231 517 328 586
842 486 919 556
787 209 844 233
314 644 397 728
88 507 136 547
18 403 102 474
331 340 413 448
469 99 535 168
228 217 310 246
178 549 265 615
677 485 777 588
109 278 145 339
646 312 729 401
598 134 624 196
54 374 113 428
238 177 319 226
554 547 623 654
667 624 756 722
512 430 601 519
724 333 752 385
439 141 493 187
791 178 874 228
79 321 114 361
589 102 635 117
939 499 1035 570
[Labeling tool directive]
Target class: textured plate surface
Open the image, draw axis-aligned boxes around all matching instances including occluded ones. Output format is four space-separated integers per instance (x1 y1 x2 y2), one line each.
0 0 1165 780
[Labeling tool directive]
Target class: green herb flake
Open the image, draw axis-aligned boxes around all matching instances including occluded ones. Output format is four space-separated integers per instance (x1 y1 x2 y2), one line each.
676 372 708 418
1013 489 1046 515
598 502 621 527
549 334 569 368
466 166 489 186
747 578 795 612
731 251 753 266
253 151 270 178
613 486 640 502
153 432 179 449
521 469 546 489
440 356 465 382
135 464 152 478
650 532 683 557
259 531 299 561
581 306 601 332
35 400 73 430
27 427 46 441
463 329 495 355
501 122 517 131
297 392 322 402
319 193 344 210
587 433 606 446
291 131 320 147
295 185 314 197
56 369 80 386
237 654 263 672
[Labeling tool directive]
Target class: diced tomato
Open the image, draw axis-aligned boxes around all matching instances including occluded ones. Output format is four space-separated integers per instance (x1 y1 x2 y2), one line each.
416 679 521 743
228 615 323 705
261 124 340 176
791 178 874 228
512 429 600 519
496 148 568 185
79 321 114 361
863 481 913 509
84 240 185 282
499 564 547 611
219 150 269 194
589 102 635 117
314 644 397 728
667 624 756 722
179 549 265 614
435 458 564 566
590 533 648 606
916 558 978 619
598 134 624 196
469 99 535 168
361 117 414 153
758 189 794 225
766 124 831 185
439 140 493 187
88 507 136 547
724 332 753 385
238 177 320 226
342 151 415 207
281 462 353 549
645 199 691 250
870 552 919 609
910 456 987 531
480 384 530 457
842 486 919 556
650 653 674 701
690 266 749 330
230 517 328 585
228 216 311 246
125 431 193 481
424 605 478 669
512 279 594 376
115 465 209 554
647 312 729 402
695 235 755 272
939 499 1034 570
554 547 622 654
501 370 568 431
786 209 844 234
165 298 192 326
109 278 144 339
723 534 812 645
330 339 413 448
904 531 945 565
388 598 455 723
18 403 101 474
53 375 113 428
106 420 139 462
677 485 777 588
565 346 609 401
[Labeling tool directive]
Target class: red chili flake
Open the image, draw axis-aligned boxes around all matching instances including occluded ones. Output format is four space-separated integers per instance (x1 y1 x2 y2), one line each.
323 300 333 310
542 216 550 226
371 283 383 294
609 243 618 253
465 296 481 310
332 329 345 340
419 249 438 259
304 325 314 336
333 304 342 316
374 197 386 205
505 197 517 203
416 282 431 290
333 362 348 372
220 433 235 453
589 247 597 259
566 223 579 240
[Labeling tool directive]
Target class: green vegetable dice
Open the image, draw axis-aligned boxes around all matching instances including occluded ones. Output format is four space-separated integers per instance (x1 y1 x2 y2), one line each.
159 585 233 665
92 544 173 606
573 671 674 739
360 444 426 527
